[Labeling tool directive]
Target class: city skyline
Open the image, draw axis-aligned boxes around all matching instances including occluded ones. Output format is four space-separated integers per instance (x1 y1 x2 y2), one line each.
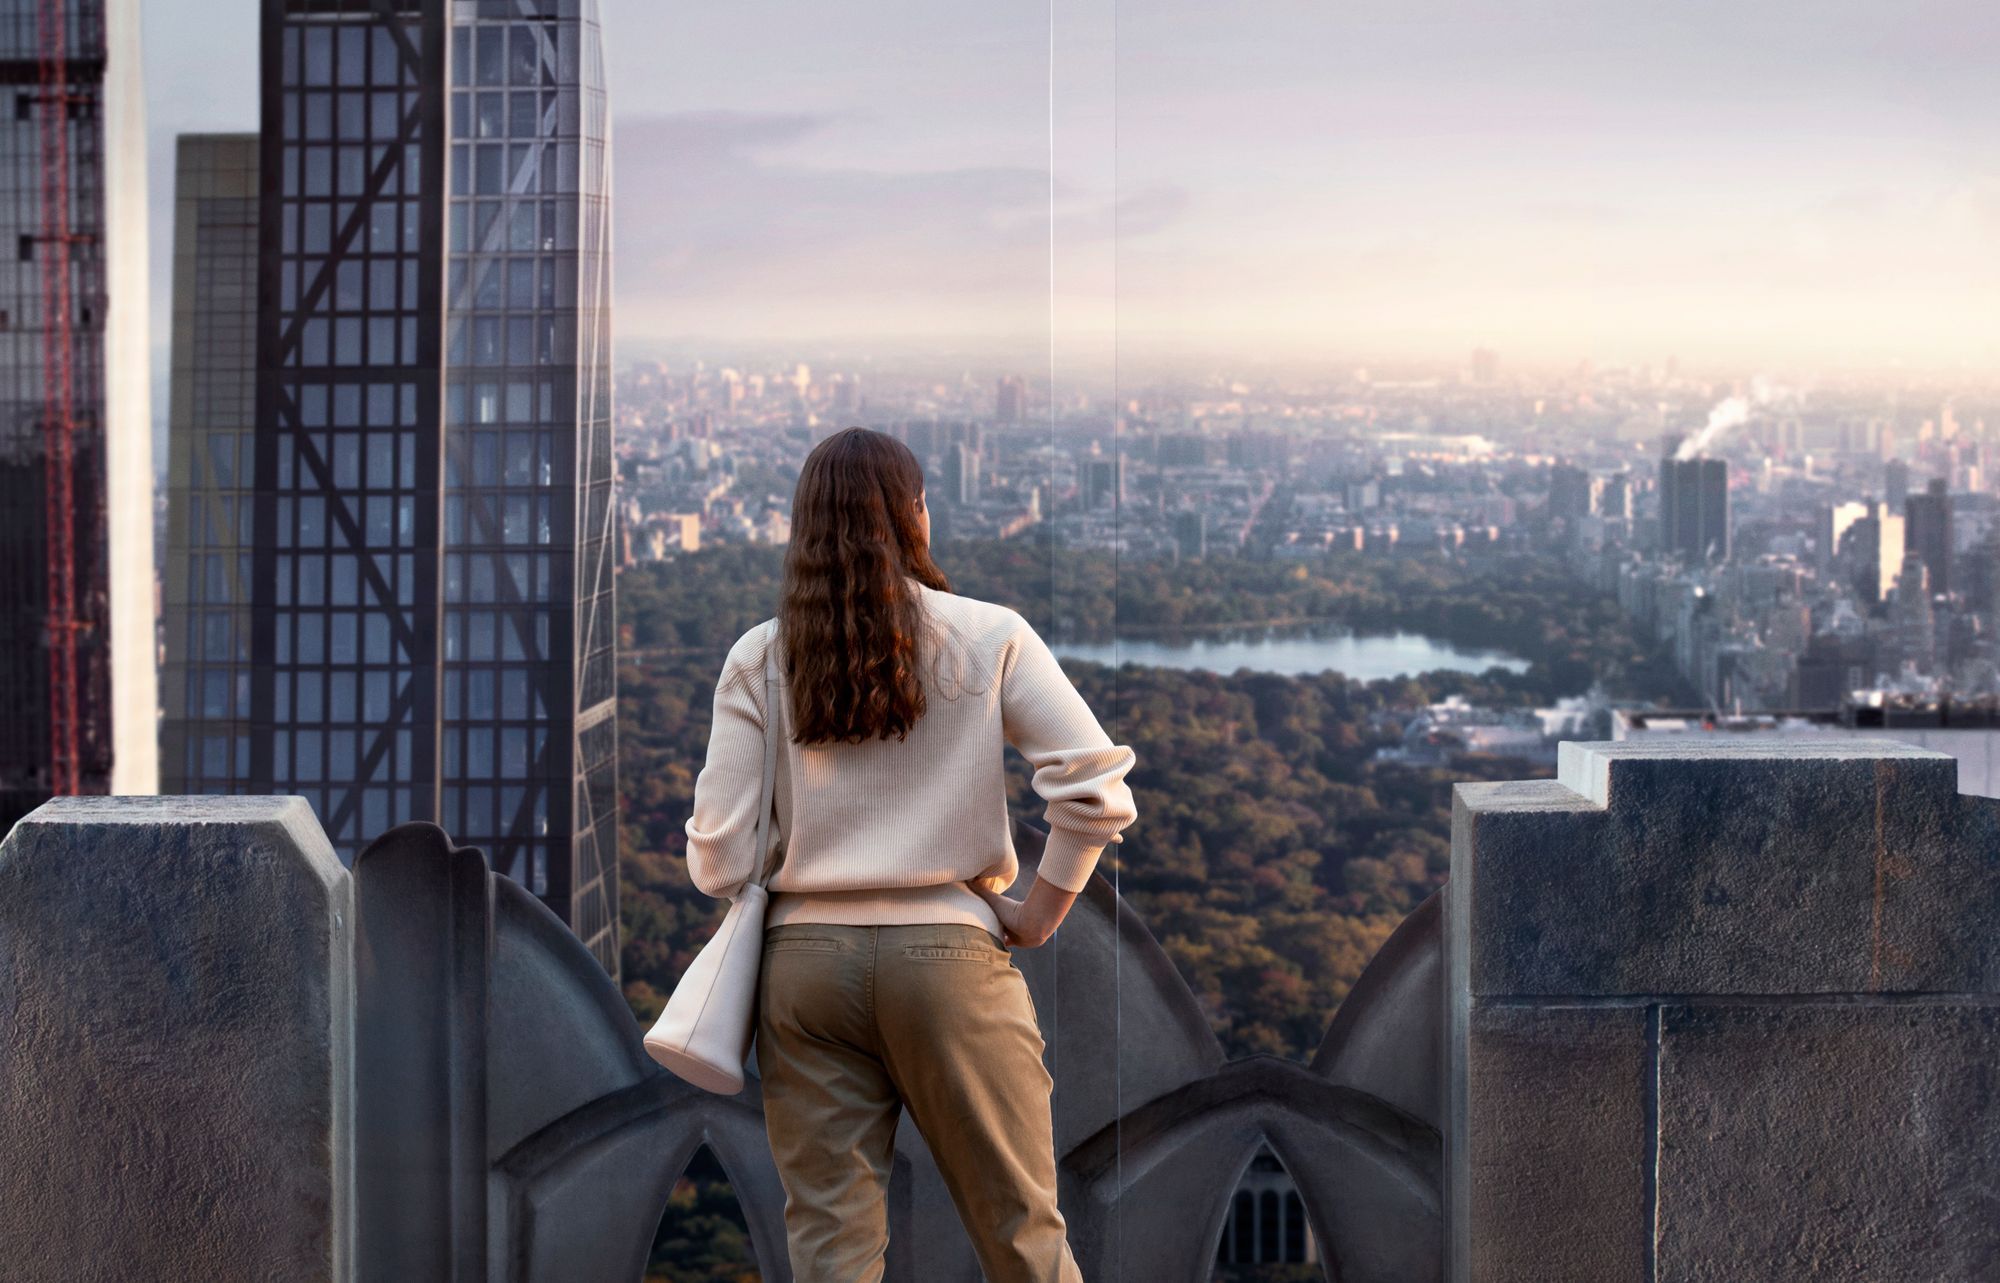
142 0 2000 372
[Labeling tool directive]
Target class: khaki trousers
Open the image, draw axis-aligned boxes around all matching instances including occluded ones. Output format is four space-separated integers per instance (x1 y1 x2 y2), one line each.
756 922 1083 1283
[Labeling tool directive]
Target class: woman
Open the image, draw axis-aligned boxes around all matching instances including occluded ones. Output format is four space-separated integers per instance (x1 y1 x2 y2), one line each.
684 426 1138 1282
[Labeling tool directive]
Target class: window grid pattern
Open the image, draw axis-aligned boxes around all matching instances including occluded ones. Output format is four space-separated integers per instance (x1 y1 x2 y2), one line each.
161 135 259 795
569 0 618 976
253 1 443 854
0 0 113 828
442 0 616 974
216 0 615 975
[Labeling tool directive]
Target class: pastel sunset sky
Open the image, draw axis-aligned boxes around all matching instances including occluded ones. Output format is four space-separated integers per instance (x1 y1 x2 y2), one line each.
144 0 2000 372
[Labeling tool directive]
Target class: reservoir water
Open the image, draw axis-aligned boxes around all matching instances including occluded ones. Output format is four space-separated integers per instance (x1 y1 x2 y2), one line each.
1051 627 1532 680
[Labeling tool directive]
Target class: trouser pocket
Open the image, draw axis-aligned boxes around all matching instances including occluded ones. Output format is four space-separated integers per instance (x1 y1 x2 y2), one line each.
766 936 844 954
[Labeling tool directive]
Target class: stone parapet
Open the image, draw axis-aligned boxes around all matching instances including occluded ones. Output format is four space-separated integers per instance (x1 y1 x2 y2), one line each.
1447 740 2000 1282
0 796 354 1282
0 802 1445 1280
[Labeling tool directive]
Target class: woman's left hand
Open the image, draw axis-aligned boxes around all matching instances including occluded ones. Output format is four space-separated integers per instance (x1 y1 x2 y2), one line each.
974 885 1034 947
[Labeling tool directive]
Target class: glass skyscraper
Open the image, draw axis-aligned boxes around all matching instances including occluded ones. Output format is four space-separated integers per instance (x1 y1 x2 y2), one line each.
441 0 618 974
164 0 618 974
0 0 154 837
161 134 260 797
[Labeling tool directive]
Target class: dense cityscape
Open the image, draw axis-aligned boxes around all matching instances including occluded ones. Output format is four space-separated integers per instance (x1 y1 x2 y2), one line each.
614 349 2000 725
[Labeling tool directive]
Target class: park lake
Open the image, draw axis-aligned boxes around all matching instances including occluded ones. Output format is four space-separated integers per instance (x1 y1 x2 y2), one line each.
1051 626 1532 681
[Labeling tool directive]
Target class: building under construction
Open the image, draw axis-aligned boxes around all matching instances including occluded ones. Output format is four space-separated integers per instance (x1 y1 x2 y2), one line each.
0 0 153 835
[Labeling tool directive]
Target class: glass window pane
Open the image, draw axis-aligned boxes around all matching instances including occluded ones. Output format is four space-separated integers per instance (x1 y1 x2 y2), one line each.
509 90 539 138
338 27 366 87
304 27 333 86
338 92 366 140
476 27 505 86
331 675 357 722
305 93 332 140
510 27 539 85
476 145 503 194
372 27 400 84
477 91 505 139
370 259 397 310
469 669 495 717
331 615 357 663
294 671 319 722
335 259 362 309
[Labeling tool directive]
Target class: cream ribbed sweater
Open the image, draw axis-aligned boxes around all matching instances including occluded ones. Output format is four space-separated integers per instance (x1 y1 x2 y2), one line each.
684 580 1139 936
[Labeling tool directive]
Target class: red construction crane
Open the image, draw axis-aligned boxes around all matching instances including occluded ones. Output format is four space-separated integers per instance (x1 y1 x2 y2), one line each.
37 0 80 797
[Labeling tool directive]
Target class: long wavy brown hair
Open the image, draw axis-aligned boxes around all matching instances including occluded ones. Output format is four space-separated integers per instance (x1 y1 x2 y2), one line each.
779 427 954 744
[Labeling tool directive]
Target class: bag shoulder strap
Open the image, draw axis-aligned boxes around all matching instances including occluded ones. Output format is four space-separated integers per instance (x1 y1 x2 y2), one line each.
751 618 782 889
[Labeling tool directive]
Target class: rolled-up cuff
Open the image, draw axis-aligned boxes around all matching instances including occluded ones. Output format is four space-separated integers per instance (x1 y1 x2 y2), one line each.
1035 826 1112 892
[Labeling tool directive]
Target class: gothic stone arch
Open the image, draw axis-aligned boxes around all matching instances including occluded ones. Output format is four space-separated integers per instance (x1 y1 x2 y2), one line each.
350 818 1444 1280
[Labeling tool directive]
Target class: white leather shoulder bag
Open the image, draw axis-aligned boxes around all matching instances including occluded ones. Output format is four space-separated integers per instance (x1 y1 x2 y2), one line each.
643 620 782 1094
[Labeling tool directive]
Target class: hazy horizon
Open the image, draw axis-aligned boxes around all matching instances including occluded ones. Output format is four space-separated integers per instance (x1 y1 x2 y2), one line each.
141 0 2000 374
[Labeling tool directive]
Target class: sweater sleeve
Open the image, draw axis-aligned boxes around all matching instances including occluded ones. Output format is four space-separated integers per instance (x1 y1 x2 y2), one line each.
683 641 772 902
1000 615 1139 891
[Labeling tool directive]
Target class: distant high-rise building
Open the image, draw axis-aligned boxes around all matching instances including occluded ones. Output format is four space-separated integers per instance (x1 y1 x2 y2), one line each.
164 0 620 975
1598 473 1632 521
1658 456 1730 563
1966 526 2000 616
945 441 981 507
1547 465 1591 522
1792 635 1875 709
1156 432 1209 468
1083 455 1123 511
1470 347 1499 385
434 1 619 974
1894 552 1936 671
0 0 154 835
1903 478 1952 598
895 420 940 455
1884 459 1911 510
660 513 701 554
1172 510 1207 561
887 418 981 460
996 374 1025 423
1842 500 1906 606
1820 501 1870 578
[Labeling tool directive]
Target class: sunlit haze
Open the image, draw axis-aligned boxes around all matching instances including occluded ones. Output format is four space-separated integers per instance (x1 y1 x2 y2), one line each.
143 0 2000 371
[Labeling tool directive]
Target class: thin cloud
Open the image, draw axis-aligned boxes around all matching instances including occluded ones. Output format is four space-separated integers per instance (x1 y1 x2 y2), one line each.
612 111 1185 341
1524 200 1631 225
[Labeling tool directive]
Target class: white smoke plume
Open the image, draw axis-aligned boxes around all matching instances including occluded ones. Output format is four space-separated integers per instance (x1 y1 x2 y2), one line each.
1675 377 1784 460
1676 398 1749 460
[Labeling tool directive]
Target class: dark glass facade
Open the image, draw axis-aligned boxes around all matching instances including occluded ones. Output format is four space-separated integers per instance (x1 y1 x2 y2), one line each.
252 0 447 861
1659 456 1730 565
440 0 617 963
161 134 260 795
1904 478 1951 599
168 0 617 972
0 0 109 830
